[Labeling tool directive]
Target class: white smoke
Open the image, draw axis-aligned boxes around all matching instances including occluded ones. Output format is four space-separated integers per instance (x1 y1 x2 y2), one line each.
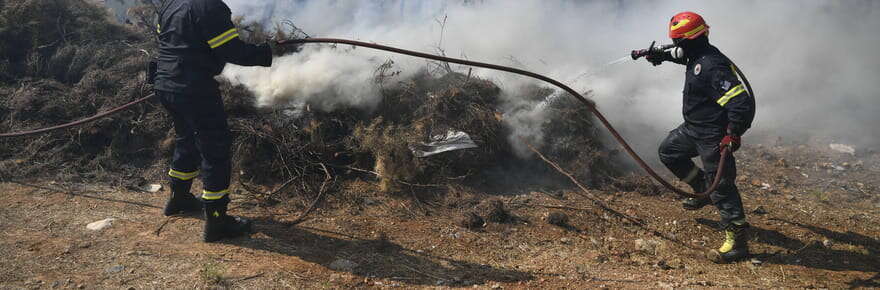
220 0 880 161
223 46 390 111
497 85 592 156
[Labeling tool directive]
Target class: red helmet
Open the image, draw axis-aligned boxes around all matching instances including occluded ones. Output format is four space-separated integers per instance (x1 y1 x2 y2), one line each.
669 11 709 40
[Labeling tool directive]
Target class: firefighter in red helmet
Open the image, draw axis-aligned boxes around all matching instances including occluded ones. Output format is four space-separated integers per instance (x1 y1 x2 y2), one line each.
642 11 756 263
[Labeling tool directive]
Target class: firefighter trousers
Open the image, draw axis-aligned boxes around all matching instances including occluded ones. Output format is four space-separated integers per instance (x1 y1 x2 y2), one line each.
659 123 745 228
157 90 231 201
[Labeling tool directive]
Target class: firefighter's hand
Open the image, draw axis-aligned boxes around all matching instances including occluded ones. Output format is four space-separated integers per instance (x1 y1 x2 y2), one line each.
268 41 286 56
269 39 305 56
720 134 741 152
645 53 664 66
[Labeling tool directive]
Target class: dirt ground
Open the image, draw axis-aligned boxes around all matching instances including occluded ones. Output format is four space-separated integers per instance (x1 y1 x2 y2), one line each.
1 139 878 289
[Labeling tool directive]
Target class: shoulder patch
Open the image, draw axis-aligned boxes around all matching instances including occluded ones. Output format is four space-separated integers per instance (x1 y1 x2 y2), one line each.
694 63 701 75
721 80 732 91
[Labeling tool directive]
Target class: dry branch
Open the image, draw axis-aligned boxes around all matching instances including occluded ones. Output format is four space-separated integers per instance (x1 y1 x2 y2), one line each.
288 163 333 225
332 164 443 188
154 216 181 236
520 138 706 252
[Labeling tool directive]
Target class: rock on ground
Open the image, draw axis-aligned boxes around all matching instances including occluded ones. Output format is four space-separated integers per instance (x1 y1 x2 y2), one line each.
543 211 569 227
86 218 116 231
634 238 664 255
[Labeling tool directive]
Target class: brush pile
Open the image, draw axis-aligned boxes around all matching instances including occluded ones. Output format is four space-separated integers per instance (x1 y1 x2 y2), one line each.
0 0 160 183
0 0 624 201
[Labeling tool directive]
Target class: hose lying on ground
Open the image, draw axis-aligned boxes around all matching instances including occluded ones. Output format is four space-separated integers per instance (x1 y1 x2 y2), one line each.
0 38 755 199
0 94 156 138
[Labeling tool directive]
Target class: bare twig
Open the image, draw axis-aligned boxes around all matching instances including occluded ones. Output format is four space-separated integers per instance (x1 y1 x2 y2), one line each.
331 164 443 188
407 189 430 215
268 176 301 198
780 266 786 283
401 262 445 281
272 261 308 280
519 138 706 252
793 242 813 254
521 203 593 211
281 20 311 39
435 15 447 49
288 164 333 225
237 180 265 197
238 175 300 201
155 216 181 236
399 199 419 218
231 272 264 283
518 138 604 204
431 14 453 74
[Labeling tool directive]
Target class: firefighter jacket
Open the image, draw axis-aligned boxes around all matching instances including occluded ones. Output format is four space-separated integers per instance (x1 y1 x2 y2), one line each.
155 0 272 95
678 43 755 138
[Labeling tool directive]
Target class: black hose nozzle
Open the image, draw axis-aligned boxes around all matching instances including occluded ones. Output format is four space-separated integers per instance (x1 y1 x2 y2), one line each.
631 41 675 60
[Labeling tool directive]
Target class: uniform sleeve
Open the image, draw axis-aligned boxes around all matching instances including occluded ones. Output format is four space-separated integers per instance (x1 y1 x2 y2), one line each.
708 61 755 135
664 50 687 65
197 2 272 67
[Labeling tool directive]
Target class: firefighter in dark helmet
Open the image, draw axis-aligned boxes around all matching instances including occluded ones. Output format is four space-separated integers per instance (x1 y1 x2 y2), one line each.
640 11 756 263
154 0 273 242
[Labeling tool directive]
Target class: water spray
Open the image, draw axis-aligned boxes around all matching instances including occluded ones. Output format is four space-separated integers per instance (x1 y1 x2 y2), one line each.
565 55 631 89
538 55 632 113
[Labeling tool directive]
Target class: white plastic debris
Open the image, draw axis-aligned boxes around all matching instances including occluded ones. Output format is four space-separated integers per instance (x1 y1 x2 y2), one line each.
760 183 771 190
141 184 162 193
409 129 478 158
829 143 856 155
86 218 116 231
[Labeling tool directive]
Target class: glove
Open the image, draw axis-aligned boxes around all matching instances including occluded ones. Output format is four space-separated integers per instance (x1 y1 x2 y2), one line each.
268 41 287 56
720 126 741 152
645 53 665 66
720 135 740 152
645 47 684 66
271 37 308 56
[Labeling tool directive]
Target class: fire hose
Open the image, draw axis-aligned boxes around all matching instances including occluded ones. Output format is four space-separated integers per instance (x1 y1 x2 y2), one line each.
0 94 156 138
0 37 754 199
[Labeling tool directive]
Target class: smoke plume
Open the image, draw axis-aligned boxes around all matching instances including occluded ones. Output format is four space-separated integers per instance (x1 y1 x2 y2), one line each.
223 46 390 111
220 0 880 161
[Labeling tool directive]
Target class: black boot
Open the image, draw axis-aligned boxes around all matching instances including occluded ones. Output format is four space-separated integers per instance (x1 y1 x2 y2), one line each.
203 196 252 242
708 222 750 263
682 171 711 210
163 179 202 216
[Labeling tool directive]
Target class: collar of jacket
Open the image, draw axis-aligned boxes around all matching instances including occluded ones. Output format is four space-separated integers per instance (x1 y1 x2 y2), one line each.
682 36 712 62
